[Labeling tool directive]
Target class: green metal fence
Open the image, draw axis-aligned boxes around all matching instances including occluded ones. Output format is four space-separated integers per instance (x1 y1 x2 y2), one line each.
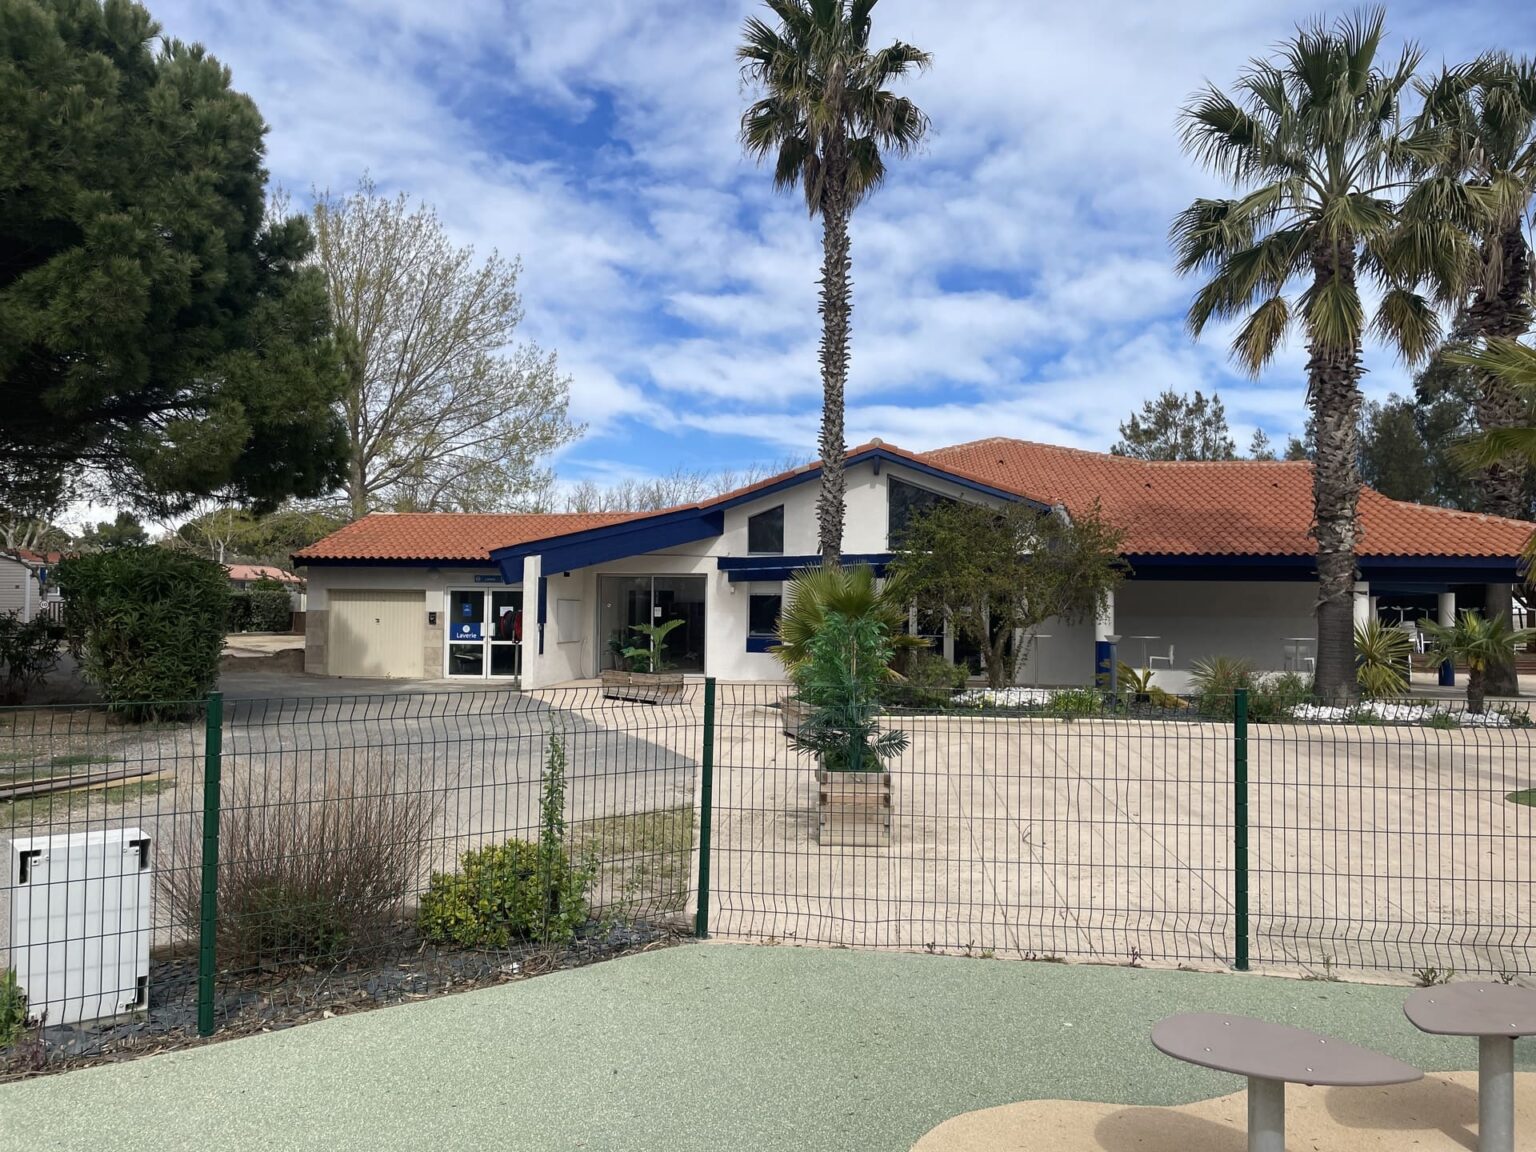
2 680 1532 1071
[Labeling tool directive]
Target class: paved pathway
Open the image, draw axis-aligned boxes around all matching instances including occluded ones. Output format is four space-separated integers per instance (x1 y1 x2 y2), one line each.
2 944 1532 1152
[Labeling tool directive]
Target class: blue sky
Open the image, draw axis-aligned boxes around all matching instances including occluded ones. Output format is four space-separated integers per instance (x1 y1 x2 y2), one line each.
153 0 1532 489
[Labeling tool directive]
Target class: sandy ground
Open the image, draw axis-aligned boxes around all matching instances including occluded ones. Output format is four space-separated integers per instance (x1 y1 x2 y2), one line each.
703 688 1536 978
4 681 1533 980
1 945 1532 1152
913 1069 1536 1152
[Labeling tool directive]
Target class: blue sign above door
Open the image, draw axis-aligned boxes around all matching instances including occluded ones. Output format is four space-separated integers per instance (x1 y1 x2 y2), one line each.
474 575 502 584
453 622 484 640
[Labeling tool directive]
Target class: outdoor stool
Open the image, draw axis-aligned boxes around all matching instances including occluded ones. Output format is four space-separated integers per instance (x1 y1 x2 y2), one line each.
1152 1012 1421 1152
1403 981 1536 1152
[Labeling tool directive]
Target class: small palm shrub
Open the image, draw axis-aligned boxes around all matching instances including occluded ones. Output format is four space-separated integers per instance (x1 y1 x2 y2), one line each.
1422 611 1535 714
1354 619 1411 698
420 734 592 946
1188 655 1255 718
773 564 926 677
160 755 436 969
789 610 909 771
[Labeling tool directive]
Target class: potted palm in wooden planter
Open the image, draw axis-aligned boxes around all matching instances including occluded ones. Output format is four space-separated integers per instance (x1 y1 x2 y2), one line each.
772 565 926 735
788 610 908 847
601 618 687 703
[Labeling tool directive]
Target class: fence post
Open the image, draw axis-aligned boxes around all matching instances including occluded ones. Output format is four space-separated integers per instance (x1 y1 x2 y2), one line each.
197 692 224 1037
1232 687 1250 972
694 677 716 939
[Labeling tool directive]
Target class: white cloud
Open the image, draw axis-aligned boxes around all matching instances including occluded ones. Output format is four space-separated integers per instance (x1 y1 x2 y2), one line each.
145 0 1509 490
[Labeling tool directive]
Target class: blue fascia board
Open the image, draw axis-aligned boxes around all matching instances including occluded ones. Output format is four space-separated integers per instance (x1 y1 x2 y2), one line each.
1124 553 1521 585
492 508 726 580
720 553 891 583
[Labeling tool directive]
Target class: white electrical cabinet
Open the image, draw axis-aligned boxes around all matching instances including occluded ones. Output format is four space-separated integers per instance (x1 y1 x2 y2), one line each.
7 828 153 1026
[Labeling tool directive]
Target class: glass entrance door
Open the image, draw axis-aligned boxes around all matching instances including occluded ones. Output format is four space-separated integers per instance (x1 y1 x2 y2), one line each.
446 588 523 680
598 576 706 673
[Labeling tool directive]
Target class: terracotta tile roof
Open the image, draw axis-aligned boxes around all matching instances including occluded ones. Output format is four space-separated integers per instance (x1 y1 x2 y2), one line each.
226 564 303 584
921 438 1535 559
294 439 1534 564
293 512 638 563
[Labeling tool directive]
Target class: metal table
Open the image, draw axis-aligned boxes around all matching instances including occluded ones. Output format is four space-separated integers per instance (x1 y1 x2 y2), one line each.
1404 982 1536 1152
1128 634 1160 668
1152 1012 1421 1152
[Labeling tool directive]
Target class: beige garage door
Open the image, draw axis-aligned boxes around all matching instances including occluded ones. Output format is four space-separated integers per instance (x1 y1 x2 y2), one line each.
327 589 425 678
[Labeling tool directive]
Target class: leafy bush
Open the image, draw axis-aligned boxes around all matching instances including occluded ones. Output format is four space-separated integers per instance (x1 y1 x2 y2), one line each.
246 587 293 632
1354 619 1411 698
0 611 61 704
159 756 436 968
420 734 592 947
0 969 26 1046
1046 687 1103 716
1188 655 1255 718
1251 671 1314 721
788 611 909 771
226 591 253 633
884 651 967 708
57 547 229 719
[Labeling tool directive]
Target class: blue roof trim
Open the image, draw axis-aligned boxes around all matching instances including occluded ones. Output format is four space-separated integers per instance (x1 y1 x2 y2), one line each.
720 553 891 583
1124 553 1521 585
485 446 1045 582
491 508 725 580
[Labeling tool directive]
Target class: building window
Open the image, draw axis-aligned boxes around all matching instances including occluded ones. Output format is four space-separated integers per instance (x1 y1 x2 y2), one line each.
887 476 958 545
748 592 783 637
747 504 784 554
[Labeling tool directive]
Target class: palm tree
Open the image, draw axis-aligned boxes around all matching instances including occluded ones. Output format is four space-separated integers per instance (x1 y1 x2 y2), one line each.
1171 9 1440 702
1410 54 1536 695
1449 337 1536 572
772 563 925 676
738 0 931 566
1422 609 1534 713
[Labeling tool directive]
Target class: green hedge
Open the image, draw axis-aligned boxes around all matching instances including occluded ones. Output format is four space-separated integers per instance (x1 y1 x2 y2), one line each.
227 592 253 633
57 547 229 719
247 587 293 632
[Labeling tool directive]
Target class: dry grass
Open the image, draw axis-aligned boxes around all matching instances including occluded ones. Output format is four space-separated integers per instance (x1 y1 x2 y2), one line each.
572 805 693 915
158 753 439 971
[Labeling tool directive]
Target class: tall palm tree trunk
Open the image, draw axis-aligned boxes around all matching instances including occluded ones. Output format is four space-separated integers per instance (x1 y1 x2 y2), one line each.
1470 225 1534 695
816 167 852 569
1307 249 1365 703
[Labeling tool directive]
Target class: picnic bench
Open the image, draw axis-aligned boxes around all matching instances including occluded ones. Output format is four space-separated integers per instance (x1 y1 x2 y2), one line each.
1403 981 1536 1152
1152 1012 1422 1152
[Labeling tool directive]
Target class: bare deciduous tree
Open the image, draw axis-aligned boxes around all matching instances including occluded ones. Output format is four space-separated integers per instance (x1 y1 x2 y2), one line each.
312 178 583 518
551 460 808 513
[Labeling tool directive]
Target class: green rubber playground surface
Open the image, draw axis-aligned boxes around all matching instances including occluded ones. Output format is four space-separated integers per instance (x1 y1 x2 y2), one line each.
2 944 1531 1152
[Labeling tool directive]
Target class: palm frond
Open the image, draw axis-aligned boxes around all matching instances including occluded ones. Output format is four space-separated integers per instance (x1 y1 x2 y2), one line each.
1300 271 1365 354
1231 295 1292 376
1371 287 1441 365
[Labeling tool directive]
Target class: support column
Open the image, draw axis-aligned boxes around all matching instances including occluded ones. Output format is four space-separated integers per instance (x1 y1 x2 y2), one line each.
1438 591 1456 687
1480 1035 1515 1152
1247 1077 1285 1152
1094 589 1115 688
1352 581 1371 629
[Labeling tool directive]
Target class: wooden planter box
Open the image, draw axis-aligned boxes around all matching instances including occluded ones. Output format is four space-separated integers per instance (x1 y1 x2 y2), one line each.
817 768 892 846
600 669 685 703
780 695 810 736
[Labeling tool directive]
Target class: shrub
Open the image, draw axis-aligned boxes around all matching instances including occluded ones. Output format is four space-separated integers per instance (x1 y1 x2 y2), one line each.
246 587 293 632
1046 687 1103 716
1188 655 1255 718
159 756 436 969
57 547 229 719
0 611 61 704
1250 671 1314 721
0 969 25 1046
226 591 252 633
788 611 909 771
419 734 592 947
1354 619 1411 698
884 651 967 708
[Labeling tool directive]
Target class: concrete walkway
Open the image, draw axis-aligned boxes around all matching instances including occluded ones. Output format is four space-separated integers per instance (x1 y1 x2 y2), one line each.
3 944 1531 1152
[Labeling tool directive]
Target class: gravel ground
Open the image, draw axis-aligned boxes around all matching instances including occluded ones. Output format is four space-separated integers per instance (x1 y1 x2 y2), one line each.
2 943 1532 1152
